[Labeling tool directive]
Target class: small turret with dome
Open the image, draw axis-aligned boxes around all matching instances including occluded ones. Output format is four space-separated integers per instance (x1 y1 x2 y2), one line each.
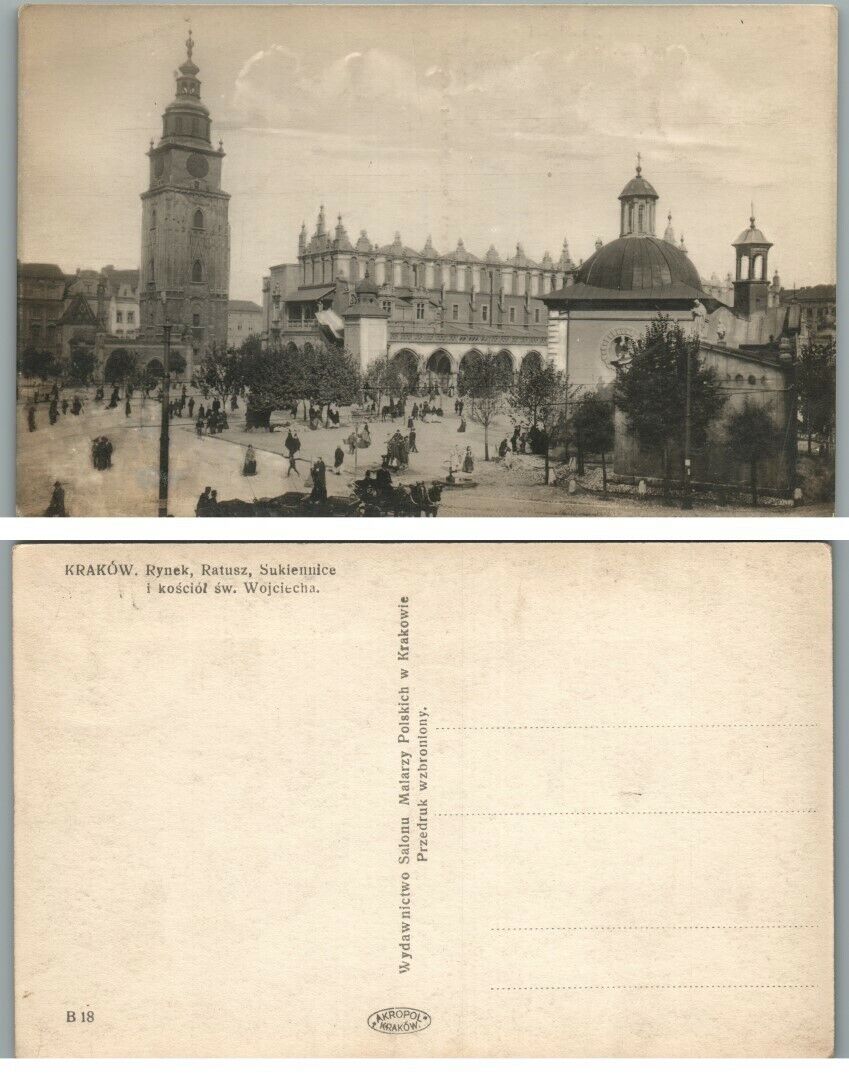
619 154 659 237
732 205 773 316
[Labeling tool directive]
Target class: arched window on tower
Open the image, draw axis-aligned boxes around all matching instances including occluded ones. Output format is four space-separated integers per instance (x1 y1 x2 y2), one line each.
637 205 644 233
192 260 203 283
151 209 156 228
193 209 204 230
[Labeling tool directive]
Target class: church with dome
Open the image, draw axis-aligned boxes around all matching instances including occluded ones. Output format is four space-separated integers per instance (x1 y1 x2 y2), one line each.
542 159 800 490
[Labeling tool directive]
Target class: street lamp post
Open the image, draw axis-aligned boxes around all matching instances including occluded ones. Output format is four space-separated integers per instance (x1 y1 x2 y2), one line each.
158 292 172 517
682 350 693 510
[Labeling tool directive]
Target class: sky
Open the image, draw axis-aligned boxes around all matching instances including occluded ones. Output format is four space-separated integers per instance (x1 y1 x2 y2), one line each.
19 4 837 302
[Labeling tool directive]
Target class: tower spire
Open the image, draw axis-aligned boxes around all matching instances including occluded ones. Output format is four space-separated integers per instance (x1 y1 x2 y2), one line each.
186 28 193 62
636 151 642 176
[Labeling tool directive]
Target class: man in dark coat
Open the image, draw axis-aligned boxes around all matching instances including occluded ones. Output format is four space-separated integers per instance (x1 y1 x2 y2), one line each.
309 457 327 502
334 446 344 474
44 481 67 517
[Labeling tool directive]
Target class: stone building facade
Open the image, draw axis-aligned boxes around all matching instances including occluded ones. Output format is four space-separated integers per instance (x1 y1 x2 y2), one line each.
227 300 264 348
17 262 68 357
261 207 572 386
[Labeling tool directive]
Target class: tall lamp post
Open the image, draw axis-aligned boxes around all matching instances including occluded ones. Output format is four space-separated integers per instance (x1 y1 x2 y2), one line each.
158 290 172 517
682 349 693 510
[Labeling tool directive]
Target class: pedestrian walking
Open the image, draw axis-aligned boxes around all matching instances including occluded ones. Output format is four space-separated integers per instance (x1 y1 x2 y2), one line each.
44 480 67 517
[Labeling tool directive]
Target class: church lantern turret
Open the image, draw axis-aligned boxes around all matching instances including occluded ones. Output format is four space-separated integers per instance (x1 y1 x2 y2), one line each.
618 154 659 238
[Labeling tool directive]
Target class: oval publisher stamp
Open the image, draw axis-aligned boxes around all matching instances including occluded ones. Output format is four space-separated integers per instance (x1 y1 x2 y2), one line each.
367 1008 432 1034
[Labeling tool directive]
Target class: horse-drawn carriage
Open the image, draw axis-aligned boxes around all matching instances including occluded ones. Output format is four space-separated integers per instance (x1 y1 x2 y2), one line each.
244 405 277 433
208 491 361 517
200 473 444 518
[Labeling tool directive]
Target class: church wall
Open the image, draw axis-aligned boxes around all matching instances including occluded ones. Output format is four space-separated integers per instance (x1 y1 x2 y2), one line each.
547 308 699 392
612 346 794 492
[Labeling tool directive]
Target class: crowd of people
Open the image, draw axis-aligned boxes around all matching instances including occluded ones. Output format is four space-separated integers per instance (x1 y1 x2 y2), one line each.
25 373 540 515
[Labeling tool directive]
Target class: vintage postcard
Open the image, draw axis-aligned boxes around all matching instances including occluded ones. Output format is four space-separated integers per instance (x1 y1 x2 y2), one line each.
17 5 837 517
14 543 833 1056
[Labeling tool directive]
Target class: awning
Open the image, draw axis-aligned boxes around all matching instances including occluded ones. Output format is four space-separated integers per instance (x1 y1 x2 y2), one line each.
315 307 344 343
286 285 335 303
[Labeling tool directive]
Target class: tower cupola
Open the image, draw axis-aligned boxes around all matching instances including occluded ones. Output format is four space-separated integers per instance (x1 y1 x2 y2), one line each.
732 206 773 316
618 154 659 237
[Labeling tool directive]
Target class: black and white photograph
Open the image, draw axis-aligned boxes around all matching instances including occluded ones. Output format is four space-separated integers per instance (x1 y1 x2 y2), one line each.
16 4 837 515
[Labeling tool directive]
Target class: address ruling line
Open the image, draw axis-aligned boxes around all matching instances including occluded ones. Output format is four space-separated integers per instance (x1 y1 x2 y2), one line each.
491 924 818 932
437 725 820 732
436 809 818 817
489 984 817 992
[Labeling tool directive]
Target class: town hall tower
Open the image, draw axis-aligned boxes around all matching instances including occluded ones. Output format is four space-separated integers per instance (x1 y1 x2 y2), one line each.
139 32 230 366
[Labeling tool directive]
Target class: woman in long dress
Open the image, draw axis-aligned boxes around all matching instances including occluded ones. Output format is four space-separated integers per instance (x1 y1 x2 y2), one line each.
462 446 474 473
243 445 257 476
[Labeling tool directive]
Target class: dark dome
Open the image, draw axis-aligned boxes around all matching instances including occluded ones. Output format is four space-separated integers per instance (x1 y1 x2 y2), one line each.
357 273 379 296
575 235 702 292
618 175 658 200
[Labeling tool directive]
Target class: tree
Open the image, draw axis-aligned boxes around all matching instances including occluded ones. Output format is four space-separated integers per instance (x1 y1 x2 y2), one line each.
508 358 570 482
299 343 361 408
68 345 97 385
18 347 61 381
225 340 361 416
196 343 245 404
725 399 777 507
458 351 512 461
796 338 835 454
613 315 726 498
365 352 418 407
169 351 187 376
573 392 615 493
104 348 137 385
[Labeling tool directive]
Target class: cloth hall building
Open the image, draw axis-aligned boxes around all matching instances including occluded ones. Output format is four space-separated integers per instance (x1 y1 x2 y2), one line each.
262 207 577 388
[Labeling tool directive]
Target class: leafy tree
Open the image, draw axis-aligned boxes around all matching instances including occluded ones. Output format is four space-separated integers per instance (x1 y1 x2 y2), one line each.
725 399 777 507
104 348 137 385
196 343 245 404
365 353 419 407
458 351 513 462
68 345 97 385
224 340 361 417
169 351 187 376
573 392 615 493
18 347 61 380
508 358 570 482
299 343 361 408
613 315 726 498
796 338 835 454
